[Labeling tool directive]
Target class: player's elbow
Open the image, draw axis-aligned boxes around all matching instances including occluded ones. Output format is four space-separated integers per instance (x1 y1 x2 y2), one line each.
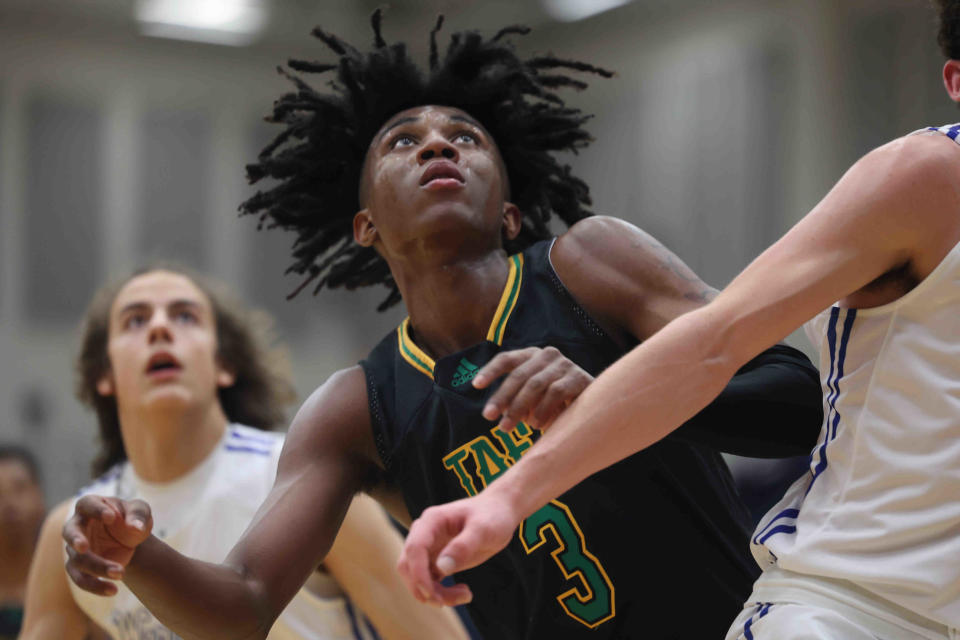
218 563 278 640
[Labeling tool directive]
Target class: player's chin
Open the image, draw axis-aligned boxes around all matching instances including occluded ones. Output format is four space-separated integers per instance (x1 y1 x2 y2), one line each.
141 384 196 409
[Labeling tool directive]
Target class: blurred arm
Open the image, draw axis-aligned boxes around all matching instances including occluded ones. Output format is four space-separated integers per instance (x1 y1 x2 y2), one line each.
324 494 469 640
20 501 90 640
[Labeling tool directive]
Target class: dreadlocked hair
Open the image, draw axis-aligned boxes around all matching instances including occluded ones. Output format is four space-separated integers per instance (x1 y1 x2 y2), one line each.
241 10 613 310
936 0 960 59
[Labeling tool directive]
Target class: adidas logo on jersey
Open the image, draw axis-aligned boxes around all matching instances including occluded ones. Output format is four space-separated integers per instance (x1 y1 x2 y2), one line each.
451 357 480 387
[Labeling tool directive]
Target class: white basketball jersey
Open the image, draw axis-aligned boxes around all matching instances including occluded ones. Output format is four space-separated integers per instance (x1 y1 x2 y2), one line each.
751 124 960 629
68 425 379 640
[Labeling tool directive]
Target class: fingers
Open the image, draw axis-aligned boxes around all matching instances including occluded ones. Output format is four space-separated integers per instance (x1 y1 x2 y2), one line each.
431 581 473 607
478 347 563 426
473 348 538 390
65 495 121 553
477 347 593 430
401 497 521 608
115 499 153 544
435 518 496 576
500 359 572 429
399 505 472 606
64 545 123 596
530 367 593 429
65 544 125 580
74 495 121 524
64 564 119 596
398 510 447 604
64 495 153 563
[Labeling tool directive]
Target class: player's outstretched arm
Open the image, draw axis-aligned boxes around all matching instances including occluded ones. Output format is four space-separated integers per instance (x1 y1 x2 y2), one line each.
325 493 470 640
63 366 379 640
399 131 960 601
20 501 94 640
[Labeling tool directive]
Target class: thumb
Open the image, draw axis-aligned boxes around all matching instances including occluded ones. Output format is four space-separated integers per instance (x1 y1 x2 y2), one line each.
436 522 496 577
110 498 153 547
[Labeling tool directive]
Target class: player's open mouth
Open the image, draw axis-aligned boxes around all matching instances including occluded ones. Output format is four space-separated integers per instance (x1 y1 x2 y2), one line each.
420 161 465 190
146 352 183 378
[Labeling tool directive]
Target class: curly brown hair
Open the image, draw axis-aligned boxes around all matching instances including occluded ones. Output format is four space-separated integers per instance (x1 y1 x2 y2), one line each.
936 0 960 59
76 265 297 477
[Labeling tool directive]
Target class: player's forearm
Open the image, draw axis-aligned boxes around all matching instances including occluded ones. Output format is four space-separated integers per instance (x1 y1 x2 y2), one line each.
123 535 274 640
486 307 742 519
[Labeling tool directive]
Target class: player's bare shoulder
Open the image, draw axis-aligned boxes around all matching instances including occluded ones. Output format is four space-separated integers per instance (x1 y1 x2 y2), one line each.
284 365 381 472
552 216 716 341
882 131 960 264
832 129 960 306
556 216 713 298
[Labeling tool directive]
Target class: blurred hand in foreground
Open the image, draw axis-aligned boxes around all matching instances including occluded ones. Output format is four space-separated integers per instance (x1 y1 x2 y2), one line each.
62 495 153 596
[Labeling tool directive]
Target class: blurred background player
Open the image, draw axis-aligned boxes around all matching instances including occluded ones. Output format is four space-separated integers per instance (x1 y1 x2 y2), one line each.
0 446 45 640
61 16 821 639
398 2 960 638
20 266 468 639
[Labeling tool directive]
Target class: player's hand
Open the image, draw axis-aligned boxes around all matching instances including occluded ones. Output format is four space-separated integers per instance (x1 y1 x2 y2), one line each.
473 346 593 431
397 492 520 607
62 495 153 596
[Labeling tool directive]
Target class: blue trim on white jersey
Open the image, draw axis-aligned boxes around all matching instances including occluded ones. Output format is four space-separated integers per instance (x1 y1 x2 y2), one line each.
805 308 856 497
754 307 857 548
806 308 841 492
752 508 800 545
926 123 960 141
831 311 856 441
227 427 276 445
224 444 272 456
756 521 797 546
343 598 366 640
743 602 772 640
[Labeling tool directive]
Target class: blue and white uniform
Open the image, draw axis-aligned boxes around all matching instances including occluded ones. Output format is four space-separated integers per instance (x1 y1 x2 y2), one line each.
727 125 960 640
68 425 379 640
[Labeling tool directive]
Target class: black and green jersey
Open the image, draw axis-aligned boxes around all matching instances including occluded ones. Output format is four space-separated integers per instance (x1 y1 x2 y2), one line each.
361 239 817 639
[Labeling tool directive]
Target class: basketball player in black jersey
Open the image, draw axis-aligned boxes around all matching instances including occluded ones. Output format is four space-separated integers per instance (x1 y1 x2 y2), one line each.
61 15 823 639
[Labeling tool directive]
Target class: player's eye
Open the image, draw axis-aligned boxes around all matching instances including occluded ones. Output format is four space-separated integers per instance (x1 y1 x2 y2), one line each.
390 134 417 149
123 313 148 330
453 132 478 144
174 310 198 324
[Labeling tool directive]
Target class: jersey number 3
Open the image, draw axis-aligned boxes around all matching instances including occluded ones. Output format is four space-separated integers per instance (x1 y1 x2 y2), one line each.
521 500 616 628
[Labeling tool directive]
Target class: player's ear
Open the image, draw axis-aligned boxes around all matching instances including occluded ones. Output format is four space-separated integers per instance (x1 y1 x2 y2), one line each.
502 202 522 241
354 208 378 247
215 364 236 389
943 60 960 103
96 372 115 397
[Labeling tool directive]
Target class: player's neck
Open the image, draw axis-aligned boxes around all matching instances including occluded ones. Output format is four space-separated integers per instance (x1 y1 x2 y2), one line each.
396 249 510 359
119 402 228 483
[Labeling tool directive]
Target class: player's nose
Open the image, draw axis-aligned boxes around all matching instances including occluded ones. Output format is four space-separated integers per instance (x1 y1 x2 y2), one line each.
418 135 458 164
147 312 174 344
